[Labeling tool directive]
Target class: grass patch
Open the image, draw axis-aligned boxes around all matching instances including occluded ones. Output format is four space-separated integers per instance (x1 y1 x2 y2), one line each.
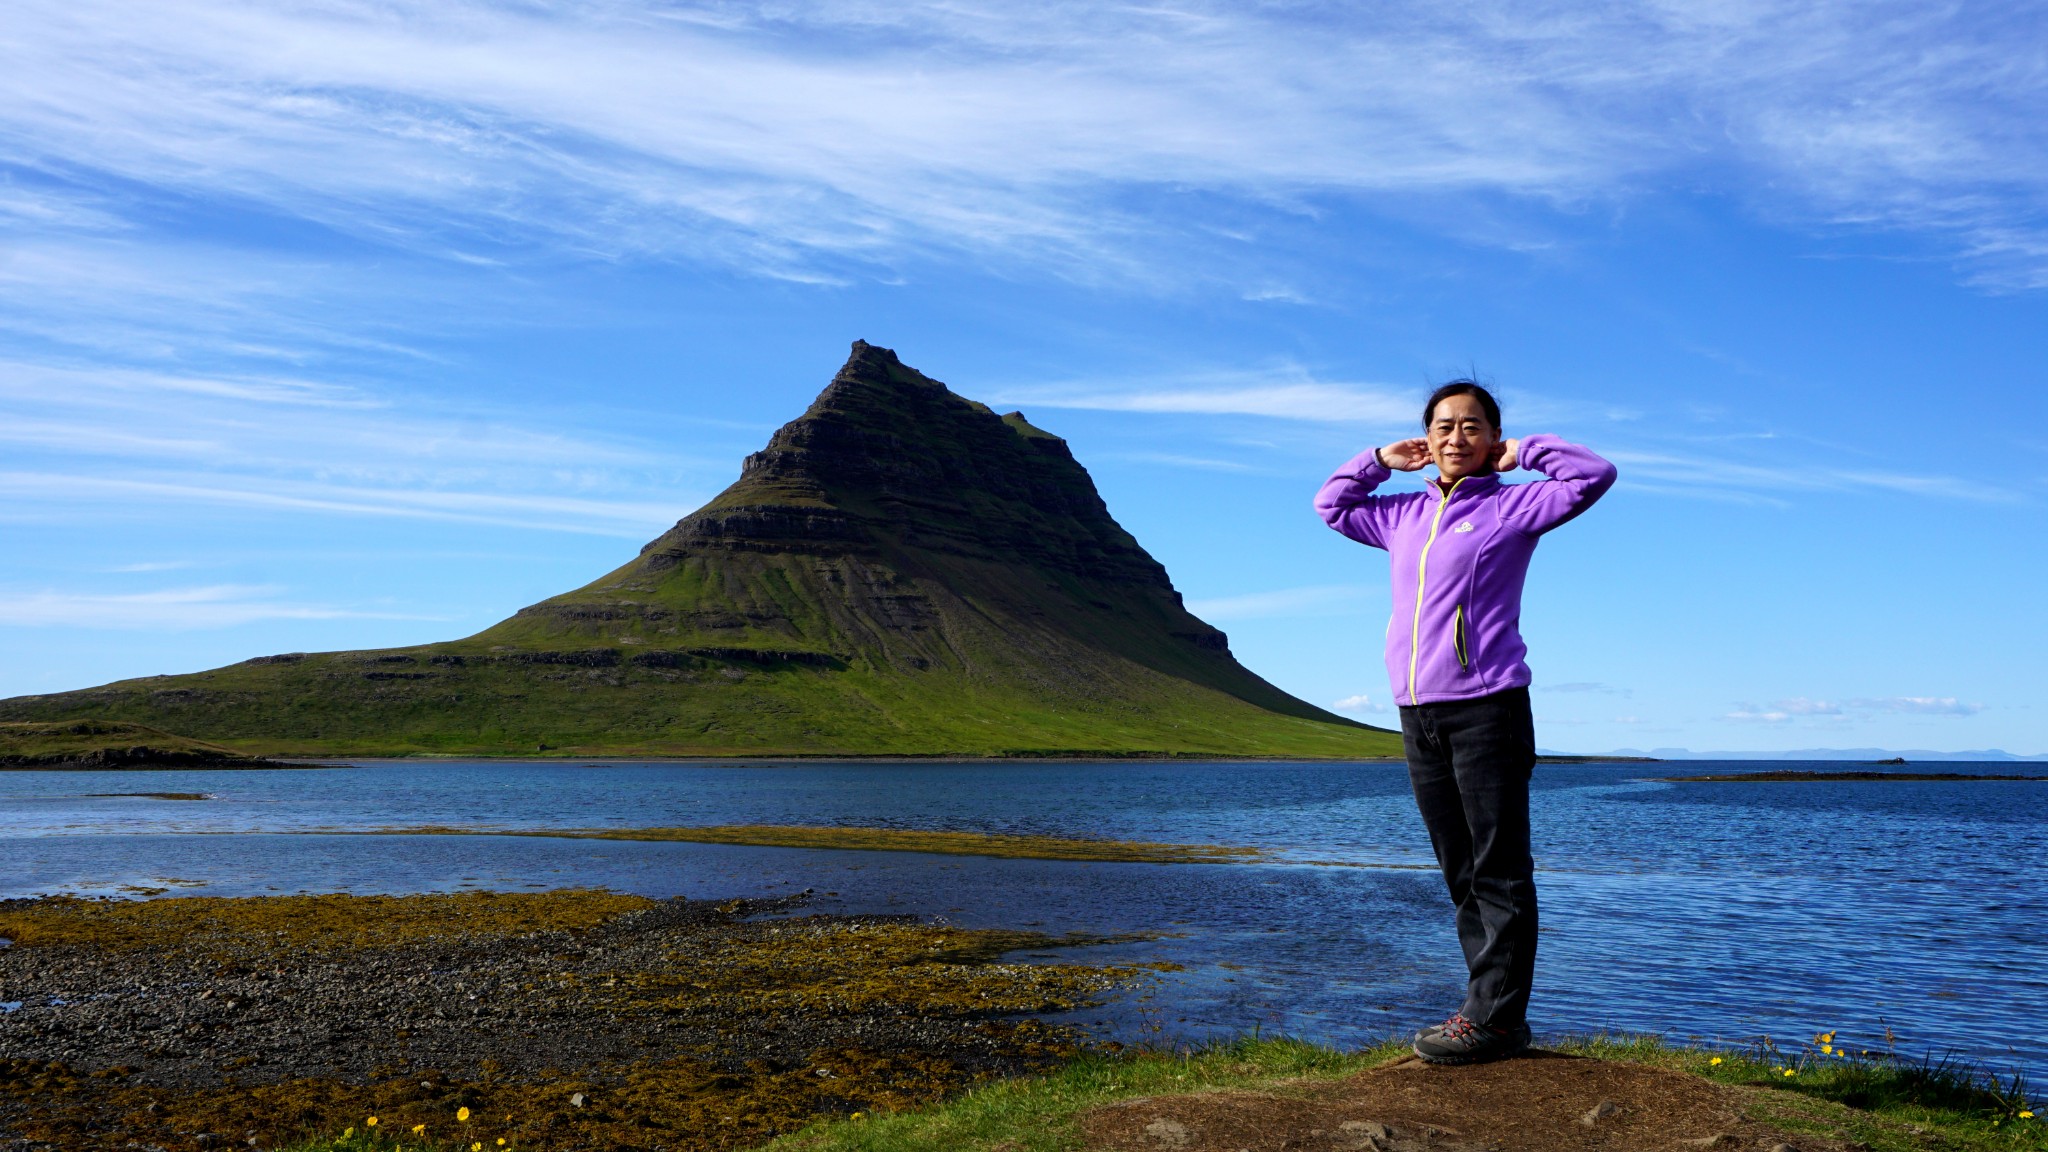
0 889 658 952
603 916 1152 1019
387 824 1265 865
0 720 291 769
754 1036 1403 1152
1553 1032 2041 1152
0 643 1401 761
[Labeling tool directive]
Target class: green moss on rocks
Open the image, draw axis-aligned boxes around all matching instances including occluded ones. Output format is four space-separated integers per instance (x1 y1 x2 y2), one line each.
0 891 1153 1152
0 889 657 952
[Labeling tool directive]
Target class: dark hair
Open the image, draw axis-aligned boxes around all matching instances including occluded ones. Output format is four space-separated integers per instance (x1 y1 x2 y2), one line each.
1422 379 1501 430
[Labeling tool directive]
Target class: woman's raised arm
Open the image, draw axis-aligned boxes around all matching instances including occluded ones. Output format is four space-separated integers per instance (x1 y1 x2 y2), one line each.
1315 443 1421 549
1497 433 1618 535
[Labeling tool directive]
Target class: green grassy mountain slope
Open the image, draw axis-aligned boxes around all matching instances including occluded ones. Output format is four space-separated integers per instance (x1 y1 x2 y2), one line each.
0 343 1398 758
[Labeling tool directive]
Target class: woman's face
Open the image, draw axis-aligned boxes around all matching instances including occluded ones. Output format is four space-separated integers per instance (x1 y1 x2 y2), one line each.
1427 393 1500 481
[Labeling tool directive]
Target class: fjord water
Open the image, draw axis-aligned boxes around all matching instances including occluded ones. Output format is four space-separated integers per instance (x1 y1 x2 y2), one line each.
4 760 2043 1078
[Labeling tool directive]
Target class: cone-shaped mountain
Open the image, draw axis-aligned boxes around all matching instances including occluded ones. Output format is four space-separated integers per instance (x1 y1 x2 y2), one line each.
1 343 1398 758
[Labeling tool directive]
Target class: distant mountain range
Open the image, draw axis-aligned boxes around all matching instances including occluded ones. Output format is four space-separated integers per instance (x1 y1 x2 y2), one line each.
0 342 1400 760
1605 747 2048 762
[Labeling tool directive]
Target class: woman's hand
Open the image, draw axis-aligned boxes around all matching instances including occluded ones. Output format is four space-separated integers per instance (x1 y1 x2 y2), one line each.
1378 438 1431 472
1491 438 1521 472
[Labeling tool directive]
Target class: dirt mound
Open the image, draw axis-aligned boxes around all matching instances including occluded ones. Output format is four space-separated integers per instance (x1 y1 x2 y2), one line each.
1082 1050 1851 1152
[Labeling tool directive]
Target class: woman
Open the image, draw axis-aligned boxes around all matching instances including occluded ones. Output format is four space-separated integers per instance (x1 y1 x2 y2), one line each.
1315 379 1616 1065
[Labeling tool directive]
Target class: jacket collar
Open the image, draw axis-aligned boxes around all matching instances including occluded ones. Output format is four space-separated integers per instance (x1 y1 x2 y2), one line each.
1433 473 1502 499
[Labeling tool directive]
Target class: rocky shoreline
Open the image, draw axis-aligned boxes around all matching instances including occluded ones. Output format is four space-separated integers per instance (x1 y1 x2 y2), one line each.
0 890 1143 1151
0 748 302 770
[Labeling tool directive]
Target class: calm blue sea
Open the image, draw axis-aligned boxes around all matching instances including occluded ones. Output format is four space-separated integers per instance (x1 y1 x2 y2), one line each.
2 759 2042 1078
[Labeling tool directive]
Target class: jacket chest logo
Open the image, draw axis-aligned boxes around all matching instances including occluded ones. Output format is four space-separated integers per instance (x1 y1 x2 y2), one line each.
1452 521 1475 533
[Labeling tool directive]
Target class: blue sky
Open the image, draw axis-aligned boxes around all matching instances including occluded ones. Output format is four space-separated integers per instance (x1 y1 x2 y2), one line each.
2 1 2044 755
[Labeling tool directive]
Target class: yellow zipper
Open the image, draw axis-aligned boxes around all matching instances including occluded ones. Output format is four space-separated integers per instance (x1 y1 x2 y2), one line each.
1408 477 1464 704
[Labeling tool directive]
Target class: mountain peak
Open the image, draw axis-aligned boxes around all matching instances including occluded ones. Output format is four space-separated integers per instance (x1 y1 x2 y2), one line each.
644 346 1134 583
551 344 1346 720
829 339 943 396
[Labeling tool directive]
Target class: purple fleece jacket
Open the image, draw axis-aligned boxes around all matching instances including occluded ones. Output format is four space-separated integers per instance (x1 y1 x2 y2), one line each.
1315 435 1617 707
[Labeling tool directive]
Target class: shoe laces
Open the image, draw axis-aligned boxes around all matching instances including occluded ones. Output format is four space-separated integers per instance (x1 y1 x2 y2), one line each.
1439 1014 1481 1042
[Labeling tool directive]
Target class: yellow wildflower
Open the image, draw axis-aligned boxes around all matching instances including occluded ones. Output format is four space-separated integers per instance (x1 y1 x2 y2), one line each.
473 1144 483 1151
1709 1057 1723 1066
458 1107 471 1122
497 1141 507 1147
1783 1068 1796 1077
367 1117 378 1127
342 1129 354 1139
1820 1044 1833 1055
413 1123 427 1135
2021 1110 2035 1119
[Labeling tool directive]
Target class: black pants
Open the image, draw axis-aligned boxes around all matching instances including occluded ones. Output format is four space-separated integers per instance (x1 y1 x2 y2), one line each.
1399 686 1538 1029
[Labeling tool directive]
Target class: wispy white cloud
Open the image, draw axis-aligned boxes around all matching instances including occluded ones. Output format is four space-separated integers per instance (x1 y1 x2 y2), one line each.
1185 584 1375 622
1012 376 1998 507
1724 706 1799 724
102 561 203 574
1727 695 1983 722
0 362 378 408
0 359 663 470
1726 697 1865 723
1331 693 1389 714
1001 370 1415 425
0 356 709 537
0 472 683 538
0 584 441 629
1864 696 1983 717
1540 681 1632 697
0 235 457 366
1103 451 1264 474
0 0 2040 285
1606 447 2012 505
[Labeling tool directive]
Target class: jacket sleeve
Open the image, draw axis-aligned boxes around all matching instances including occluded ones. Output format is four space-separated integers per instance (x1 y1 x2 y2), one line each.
1315 448 1401 550
1500 434 1618 535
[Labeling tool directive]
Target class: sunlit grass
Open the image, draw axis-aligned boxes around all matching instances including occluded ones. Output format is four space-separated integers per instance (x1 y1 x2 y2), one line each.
1557 1029 2040 1152
750 1035 1408 1152
751 1031 2042 1152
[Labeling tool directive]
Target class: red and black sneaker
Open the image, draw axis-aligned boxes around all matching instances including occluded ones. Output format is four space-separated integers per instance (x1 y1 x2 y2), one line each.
1412 1013 1531 1065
